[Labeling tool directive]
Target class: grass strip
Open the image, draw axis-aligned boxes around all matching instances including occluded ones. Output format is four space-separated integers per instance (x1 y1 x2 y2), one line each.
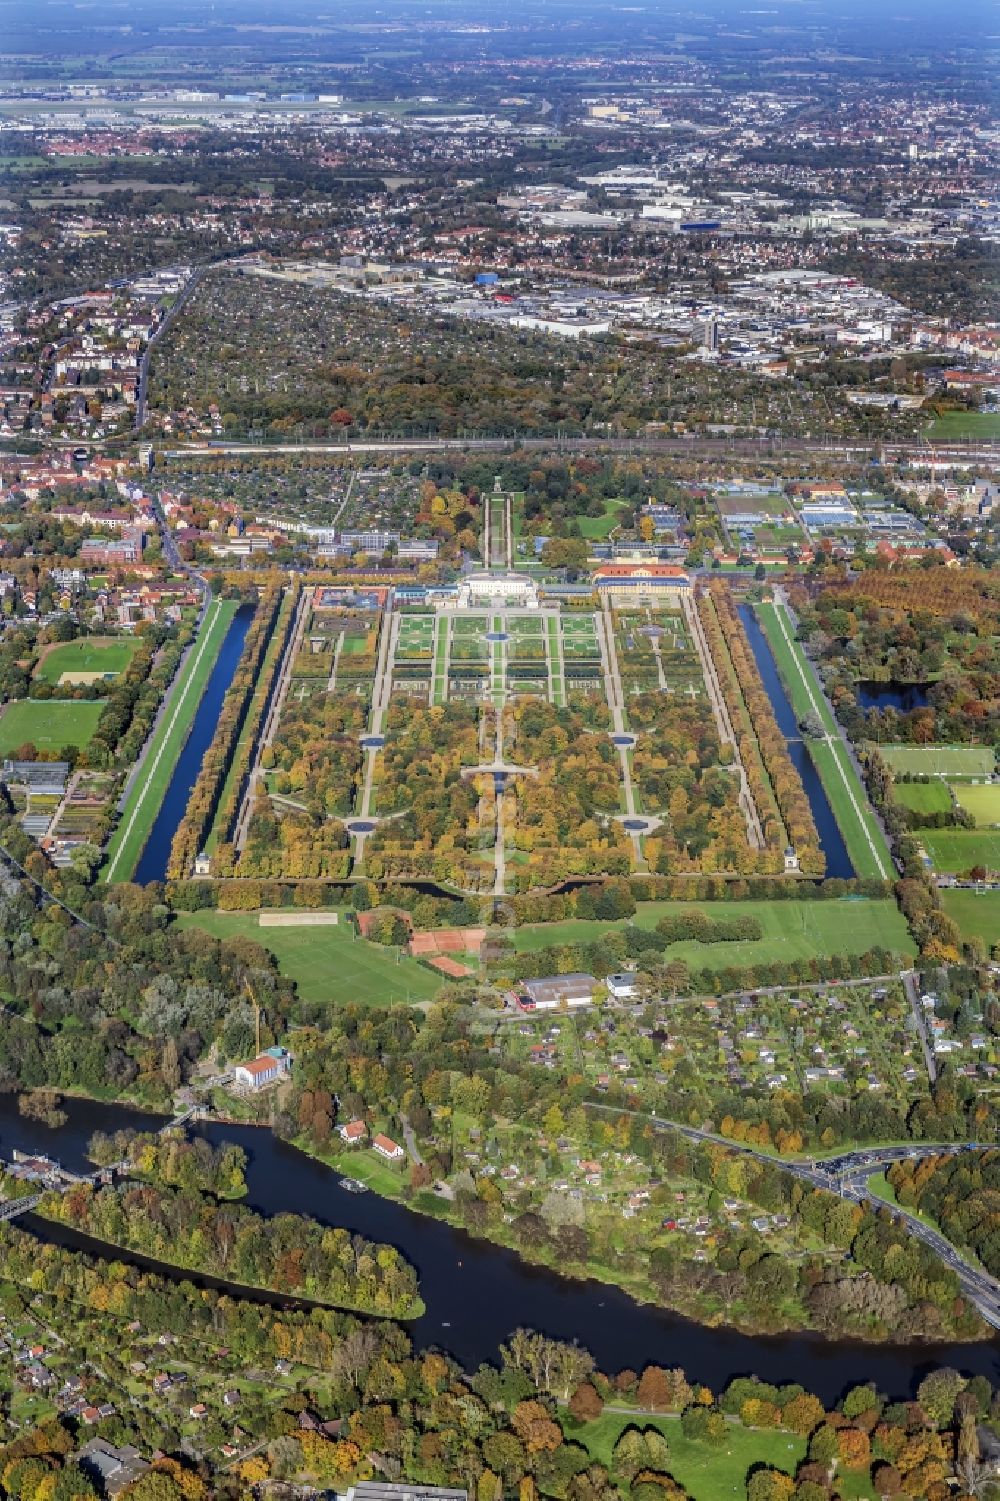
755 602 892 879
102 599 237 882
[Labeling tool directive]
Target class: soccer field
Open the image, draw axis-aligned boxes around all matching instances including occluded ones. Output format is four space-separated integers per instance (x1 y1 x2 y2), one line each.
0 698 104 755
175 909 444 1005
921 829 1000 874
941 888 1000 946
35 637 141 684
950 784 1000 827
925 411 1000 441
879 744 995 779
893 781 952 817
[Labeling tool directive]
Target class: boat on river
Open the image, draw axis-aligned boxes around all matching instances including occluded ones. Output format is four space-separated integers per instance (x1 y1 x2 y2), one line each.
339 1177 368 1194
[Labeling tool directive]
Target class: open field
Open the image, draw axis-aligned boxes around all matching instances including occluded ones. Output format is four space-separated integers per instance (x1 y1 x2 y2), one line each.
879 744 995 778
578 499 631 539
920 828 1000 874
175 908 445 1004
102 599 237 882
925 411 1000 440
892 780 952 816
567 1411 811 1501
35 637 141 684
0 698 104 755
941 888 1000 946
755 602 892 880
950 783 1000 827
511 897 914 969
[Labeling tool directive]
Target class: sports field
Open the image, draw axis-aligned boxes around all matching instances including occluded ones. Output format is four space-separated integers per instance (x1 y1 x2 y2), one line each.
879 744 995 779
175 909 444 1005
35 637 141 684
511 897 914 970
941 888 1000 946
920 829 1000 874
950 783 1000 827
892 781 952 817
925 411 1000 441
755 603 893 880
0 698 104 756
102 599 237 883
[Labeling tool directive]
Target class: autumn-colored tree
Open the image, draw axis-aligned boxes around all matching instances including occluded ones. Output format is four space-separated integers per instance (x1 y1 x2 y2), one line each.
781 1393 826 1437
746 1469 794 1501
569 1382 604 1422
511 1401 562 1455
836 1427 872 1471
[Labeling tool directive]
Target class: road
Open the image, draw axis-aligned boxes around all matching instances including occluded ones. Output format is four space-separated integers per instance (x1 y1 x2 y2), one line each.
902 967 938 1085
233 587 309 852
351 610 399 871
134 267 206 431
108 493 210 819
684 593 764 851
585 1099 1000 1328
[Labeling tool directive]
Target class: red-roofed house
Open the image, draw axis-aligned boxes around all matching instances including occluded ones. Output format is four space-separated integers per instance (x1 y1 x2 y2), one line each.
371 1133 404 1162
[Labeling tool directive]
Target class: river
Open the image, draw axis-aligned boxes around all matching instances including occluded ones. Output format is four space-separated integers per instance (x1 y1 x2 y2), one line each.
1 1094 997 1402
738 606 854 880
133 605 255 884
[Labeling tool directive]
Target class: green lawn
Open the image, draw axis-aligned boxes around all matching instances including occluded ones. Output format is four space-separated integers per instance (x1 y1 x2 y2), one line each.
755 603 892 880
941 888 1000 947
579 500 631 540
879 744 995 779
925 411 1000 440
920 828 1000 874
35 637 141 684
950 783 1000 827
566 1410 809 1501
175 909 444 1005
511 897 913 969
102 599 237 883
0 698 104 755
892 781 953 817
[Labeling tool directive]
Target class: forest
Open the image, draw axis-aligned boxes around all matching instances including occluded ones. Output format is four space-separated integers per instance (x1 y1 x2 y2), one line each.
3 1218 996 1501
790 570 1000 750
886 1150 1000 1279
37 1180 422 1317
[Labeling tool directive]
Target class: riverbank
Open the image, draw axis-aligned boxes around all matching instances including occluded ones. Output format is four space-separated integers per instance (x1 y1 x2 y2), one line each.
3 1094 997 1401
289 1129 988 1349
102 598 239 882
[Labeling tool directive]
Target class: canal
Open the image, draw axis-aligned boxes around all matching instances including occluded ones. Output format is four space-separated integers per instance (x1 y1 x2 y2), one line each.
738 606 854 880
133 605 255 884
2 1094 997 1403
